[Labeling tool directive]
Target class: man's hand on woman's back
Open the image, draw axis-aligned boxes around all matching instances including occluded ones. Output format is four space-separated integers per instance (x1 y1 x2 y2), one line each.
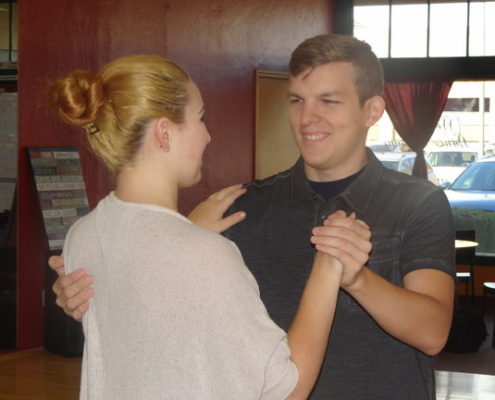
49 255 94 321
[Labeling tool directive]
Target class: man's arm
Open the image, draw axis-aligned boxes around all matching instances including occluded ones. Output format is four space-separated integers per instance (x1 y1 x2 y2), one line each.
342 267 454 355
311 208 455 356
49 255 93 321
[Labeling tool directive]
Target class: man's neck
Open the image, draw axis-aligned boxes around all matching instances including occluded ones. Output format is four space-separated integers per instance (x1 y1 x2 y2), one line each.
304 151 369 182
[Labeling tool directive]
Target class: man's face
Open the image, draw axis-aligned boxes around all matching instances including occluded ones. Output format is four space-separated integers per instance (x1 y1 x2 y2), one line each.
288 61 381 182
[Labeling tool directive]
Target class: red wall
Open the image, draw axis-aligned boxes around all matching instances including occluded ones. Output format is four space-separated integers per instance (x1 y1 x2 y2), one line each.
17 0 333 348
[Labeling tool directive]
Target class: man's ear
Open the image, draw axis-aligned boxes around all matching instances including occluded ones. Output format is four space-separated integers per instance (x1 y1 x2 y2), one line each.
154 117 172 152
364 95 386 128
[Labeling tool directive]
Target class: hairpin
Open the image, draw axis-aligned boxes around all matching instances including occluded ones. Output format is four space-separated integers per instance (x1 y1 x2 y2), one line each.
84 123 100 135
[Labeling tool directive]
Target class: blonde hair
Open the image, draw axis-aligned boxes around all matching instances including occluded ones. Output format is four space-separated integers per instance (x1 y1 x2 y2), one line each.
50 55 190 172
289 34 384 104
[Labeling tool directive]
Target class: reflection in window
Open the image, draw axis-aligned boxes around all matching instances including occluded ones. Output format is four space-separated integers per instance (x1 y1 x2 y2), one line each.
444 98 491 112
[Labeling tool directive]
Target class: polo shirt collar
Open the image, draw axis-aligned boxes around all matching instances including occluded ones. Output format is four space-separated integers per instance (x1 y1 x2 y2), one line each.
290 157 314 204
289 148 384 213
339 148 383 213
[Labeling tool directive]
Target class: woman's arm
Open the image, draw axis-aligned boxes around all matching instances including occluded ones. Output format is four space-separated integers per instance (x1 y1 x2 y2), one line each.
286 212 371 399
285 252 343 399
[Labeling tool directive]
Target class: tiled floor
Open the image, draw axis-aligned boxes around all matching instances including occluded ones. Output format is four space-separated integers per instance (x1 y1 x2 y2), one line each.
436 370 495 400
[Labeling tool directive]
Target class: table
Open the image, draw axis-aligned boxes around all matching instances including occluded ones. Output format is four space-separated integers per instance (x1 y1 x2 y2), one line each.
455 239 479 249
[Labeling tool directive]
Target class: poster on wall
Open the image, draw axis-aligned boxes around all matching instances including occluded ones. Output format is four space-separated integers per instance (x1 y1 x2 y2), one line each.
27 147 89 251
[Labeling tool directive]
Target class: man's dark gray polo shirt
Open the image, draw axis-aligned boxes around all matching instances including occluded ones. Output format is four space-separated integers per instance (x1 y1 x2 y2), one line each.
225 149 455 400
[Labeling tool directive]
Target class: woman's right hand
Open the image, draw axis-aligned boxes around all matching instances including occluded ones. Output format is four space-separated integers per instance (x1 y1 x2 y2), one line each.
188 184 247 233
49 255 94 321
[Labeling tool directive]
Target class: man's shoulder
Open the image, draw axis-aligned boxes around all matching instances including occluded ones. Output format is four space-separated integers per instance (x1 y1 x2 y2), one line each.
237 168 295 205
378 167 442 197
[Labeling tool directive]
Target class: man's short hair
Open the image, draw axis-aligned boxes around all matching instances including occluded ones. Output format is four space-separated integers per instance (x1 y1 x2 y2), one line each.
289 34 384 104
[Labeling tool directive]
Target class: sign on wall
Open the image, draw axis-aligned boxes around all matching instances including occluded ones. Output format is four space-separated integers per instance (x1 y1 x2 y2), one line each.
27 147 89 251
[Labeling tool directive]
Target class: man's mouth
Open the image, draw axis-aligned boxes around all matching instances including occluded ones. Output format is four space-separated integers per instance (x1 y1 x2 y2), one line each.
302 132 329 142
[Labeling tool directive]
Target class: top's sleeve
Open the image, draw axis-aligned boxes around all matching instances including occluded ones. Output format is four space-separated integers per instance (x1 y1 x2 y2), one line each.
400 187 456 277
186 234 298 399
261 336 298 399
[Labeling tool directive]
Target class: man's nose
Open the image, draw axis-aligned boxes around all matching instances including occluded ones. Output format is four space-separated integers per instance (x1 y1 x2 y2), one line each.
300 104 319 125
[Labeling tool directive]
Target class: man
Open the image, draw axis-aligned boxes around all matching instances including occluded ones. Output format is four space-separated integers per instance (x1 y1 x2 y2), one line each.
50 34 455 399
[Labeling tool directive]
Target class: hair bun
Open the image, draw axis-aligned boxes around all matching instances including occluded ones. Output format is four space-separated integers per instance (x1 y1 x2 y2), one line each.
51 70 105 126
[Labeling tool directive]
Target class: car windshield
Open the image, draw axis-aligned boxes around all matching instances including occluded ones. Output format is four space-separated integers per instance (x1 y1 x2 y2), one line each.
427 151 477 167
450 162 495 191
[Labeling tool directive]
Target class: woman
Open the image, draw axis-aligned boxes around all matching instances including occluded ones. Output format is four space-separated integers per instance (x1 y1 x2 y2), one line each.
50 55 366 399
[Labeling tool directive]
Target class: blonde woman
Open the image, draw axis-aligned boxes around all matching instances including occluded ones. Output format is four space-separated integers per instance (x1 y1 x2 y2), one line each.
50 55 371 399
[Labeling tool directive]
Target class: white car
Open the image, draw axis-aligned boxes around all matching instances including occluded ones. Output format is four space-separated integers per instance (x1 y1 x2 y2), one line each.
375 152 439 185
426 148 478 185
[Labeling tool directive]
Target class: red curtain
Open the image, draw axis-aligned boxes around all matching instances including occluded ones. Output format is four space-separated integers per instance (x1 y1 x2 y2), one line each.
384 79 453 179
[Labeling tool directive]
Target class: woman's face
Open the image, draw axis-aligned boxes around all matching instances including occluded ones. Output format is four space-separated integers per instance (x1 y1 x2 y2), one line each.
174 81 211 188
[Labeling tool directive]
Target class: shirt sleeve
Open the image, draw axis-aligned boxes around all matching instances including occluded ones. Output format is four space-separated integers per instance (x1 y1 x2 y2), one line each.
260 336 298 400
400 187 456 277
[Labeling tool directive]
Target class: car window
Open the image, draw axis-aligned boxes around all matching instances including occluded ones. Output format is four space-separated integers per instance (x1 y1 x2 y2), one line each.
399 158 413 174
451 162 495 190
427 151 477 167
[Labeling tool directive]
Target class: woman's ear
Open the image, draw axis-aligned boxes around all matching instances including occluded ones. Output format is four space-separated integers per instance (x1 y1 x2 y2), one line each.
154 118 172 153
364 95 386 127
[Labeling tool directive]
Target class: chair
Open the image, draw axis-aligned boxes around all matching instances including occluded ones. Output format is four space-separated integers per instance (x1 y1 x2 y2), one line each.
455 230 476 306
482 282 495 347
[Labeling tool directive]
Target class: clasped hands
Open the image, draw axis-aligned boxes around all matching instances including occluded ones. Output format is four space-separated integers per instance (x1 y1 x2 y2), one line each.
311 210 372 289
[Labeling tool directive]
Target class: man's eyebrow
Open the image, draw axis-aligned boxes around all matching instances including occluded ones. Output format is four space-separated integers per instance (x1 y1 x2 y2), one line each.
286 91 344 98
318 91 343 98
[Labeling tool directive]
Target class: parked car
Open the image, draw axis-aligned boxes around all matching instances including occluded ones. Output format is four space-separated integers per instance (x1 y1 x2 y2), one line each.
443 157 495 211
426 147 479 185
375 152 439 185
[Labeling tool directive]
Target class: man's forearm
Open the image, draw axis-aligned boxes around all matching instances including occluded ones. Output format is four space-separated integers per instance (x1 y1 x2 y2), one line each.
344 267 454 355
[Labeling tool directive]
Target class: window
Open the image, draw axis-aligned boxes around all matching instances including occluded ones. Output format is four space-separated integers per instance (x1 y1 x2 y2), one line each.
346 1 495 257
354 0 495 58
366 80 495 256
367 81 495 157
